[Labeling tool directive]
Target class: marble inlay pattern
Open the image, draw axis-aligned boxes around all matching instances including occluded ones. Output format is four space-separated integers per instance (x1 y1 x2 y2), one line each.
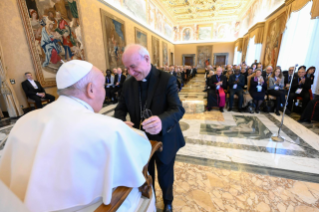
155 162 319 212
200 116 273 139
182 100 206 114
183 111 225 122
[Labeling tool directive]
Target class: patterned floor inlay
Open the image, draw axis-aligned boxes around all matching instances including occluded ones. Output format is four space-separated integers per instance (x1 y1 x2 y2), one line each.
183 111 225 122
155 162 319 212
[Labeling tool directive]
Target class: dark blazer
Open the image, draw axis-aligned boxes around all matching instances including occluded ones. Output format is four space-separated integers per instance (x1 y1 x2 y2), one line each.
228 74 245 91
291 76 312 93
283 72 295 85
21 80 45 97
241 72 248 85
115 66 185 164
307 73 315 85
114 74 126 88
208 75 227 90
262 71 272 80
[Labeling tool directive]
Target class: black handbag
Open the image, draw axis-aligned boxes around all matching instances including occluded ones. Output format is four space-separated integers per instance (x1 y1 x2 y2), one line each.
246 102 256 113
262 99 275 113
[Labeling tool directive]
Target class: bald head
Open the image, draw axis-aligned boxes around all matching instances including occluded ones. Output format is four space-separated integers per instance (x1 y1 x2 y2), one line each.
122 44 151 81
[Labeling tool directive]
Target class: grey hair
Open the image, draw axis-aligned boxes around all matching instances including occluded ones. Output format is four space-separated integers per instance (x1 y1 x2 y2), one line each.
255 68 262 73
57 70 95 96
266 66 273 70
124 44 151 62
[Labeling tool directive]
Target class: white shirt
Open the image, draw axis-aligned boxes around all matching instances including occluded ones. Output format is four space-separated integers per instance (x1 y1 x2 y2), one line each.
28 79 38 89
0 95 151 212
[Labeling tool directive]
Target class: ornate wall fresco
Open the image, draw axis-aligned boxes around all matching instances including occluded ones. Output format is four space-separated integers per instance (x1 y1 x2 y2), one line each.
151 36 160 67
197 46 213 68
162 42 168 66
101 9 126 69
263 12 286 68
18 0 85 87
135 27 147 48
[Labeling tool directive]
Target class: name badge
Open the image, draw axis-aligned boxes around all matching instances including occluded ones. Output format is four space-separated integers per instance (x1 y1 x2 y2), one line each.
216 85 220 90
296 88 303 94
274 86 279 90
257 85 262 92
233 84 237 89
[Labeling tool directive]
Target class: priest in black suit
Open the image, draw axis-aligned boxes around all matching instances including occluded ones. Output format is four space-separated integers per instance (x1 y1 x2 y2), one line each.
22 72 55 108
287 66 312 114
114 44 185 212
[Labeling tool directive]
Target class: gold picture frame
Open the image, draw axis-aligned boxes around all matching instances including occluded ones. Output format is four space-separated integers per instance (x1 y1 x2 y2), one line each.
134 27 148 49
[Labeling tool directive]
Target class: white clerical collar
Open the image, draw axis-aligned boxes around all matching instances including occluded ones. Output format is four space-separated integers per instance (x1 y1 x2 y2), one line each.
67 96 94 112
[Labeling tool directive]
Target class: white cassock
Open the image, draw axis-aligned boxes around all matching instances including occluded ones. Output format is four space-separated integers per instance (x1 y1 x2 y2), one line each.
0 95 153 212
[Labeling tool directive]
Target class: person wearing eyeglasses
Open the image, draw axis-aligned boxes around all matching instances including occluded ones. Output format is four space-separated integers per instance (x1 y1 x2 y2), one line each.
115 44 185 212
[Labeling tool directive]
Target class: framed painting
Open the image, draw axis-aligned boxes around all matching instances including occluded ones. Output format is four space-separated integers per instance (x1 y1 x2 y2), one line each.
101 9 126 70
151 36 160 67
17 0 86 87
263 12 286 68
134 27 147 48
197 46 212 68
162 42 168 66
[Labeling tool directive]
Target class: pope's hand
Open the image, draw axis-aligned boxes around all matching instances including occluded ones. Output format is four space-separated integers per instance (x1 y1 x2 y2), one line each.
124 121 134 128
142 116 162 135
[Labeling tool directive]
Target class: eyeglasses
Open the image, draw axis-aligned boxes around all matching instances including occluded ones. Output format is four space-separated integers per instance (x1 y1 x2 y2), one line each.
142 109 153 120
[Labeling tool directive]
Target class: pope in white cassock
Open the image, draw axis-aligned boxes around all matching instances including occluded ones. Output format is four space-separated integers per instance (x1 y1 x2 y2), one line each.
0 60 155 212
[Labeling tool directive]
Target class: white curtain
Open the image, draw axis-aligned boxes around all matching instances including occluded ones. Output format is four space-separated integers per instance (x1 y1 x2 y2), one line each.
277 1 319 94
245 36 256 66
245 36 263 66
233 47 242 65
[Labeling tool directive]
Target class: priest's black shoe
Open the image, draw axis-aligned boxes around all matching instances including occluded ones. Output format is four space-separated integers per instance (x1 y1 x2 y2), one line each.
164 204 173 212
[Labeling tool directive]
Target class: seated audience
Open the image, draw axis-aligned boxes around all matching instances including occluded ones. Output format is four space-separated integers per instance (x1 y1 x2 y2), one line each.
228 68 245 112
268 67 286 116
22 72 55 108
247 67 254 77
240 66 248 85
306 66 316 85
105 69 114 102
262 66 273 80
169 66 175 76
257 63 263 71
249 69 267 113
287 66 312 114
207 67 227 112
0 60 153 212
251 59 258 68
298 99 319 123
113 67 126 98
190 66 197 77
205 70 214 92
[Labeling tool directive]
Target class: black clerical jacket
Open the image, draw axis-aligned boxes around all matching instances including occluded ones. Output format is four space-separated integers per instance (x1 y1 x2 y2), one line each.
114 74 126 88
115 65 185 164
208 74 227 90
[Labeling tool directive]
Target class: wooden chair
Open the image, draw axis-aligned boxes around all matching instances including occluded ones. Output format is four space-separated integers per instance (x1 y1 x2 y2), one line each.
95 140 163 212
27 98 49 109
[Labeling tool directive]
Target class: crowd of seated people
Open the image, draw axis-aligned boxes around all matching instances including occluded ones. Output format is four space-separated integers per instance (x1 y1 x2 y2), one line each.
104 67 126 103
203 62 317 119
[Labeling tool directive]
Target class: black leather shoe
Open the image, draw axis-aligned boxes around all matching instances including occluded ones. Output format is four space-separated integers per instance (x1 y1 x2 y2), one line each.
164 204 173 212
275 110 280 116
219 107 224 112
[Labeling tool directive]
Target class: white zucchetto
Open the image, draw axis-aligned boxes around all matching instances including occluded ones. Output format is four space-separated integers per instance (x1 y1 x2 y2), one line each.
56 60 93 89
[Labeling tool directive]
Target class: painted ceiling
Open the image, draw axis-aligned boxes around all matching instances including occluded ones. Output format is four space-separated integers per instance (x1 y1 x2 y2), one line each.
156 0 255 25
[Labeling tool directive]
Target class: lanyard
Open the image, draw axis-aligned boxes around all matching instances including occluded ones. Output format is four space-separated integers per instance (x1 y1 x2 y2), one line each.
139 84 149 121
216 75 220 82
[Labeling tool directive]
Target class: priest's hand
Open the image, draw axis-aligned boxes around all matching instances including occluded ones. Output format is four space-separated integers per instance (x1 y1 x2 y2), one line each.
124 121 134 128
142 116 162 135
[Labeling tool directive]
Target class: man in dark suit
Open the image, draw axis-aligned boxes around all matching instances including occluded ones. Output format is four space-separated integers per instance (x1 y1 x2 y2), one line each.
228 68 245 112
191 66 197 77
113 67 126 98
283 66 295 91
262 66 273 80
115 44 185 212
22 72 55 108
287 66 312 114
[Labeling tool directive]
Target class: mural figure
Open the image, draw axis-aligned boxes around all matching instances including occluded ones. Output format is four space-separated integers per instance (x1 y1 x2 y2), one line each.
135 28 147 48
183 28 191 41
197 46 212 68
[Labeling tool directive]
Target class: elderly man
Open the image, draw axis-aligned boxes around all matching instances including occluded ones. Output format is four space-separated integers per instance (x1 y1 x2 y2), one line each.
284 66 295 89
115 44 185 212
0 60 153 212
22 72 55 108
228 68 245 112
113 67 126 97
262 66 273 80
287 66 312 115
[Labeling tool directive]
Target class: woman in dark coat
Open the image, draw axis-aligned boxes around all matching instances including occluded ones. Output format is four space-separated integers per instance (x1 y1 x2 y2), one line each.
207 67 227 112
249 69 267 113
306 66 316 85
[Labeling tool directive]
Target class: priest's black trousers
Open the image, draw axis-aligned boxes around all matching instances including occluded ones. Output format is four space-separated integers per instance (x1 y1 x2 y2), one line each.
148 154 176 205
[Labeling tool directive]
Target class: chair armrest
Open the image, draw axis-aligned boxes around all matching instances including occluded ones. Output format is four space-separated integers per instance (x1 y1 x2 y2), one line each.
94 140 163 212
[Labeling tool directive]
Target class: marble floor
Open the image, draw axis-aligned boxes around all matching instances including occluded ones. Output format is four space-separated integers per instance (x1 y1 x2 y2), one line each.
0 75 319 211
